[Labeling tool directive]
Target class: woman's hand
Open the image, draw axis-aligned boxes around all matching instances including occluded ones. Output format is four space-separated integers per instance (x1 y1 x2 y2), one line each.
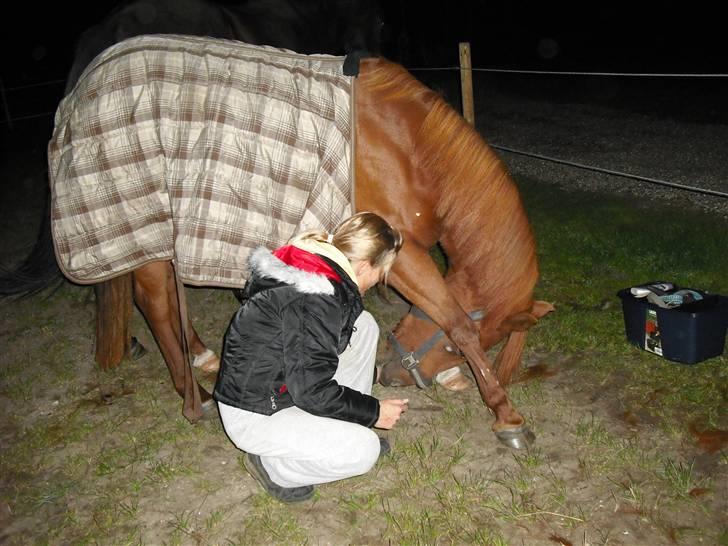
374 399 409 429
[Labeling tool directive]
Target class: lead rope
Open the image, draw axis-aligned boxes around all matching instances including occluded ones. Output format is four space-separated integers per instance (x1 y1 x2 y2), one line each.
173 260 204 422
164 165 204 423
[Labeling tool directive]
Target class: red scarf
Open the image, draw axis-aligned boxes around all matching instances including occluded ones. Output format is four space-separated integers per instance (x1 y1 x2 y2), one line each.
273 245 341 281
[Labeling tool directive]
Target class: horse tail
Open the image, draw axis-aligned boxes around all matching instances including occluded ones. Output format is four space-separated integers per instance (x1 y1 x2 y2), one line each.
493 330 528 385
491 300 555 384
0 193 62 297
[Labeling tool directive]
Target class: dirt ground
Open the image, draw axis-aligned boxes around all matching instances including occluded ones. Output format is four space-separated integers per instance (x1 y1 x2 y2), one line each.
0 278 726 545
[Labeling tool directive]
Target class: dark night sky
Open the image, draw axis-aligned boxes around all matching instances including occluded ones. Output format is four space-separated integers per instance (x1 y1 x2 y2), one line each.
2 2 727 85
0 1 725 127
381 4 727 72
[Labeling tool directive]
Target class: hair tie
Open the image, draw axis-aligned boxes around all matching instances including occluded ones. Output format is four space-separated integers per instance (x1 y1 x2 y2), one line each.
326 233 334 244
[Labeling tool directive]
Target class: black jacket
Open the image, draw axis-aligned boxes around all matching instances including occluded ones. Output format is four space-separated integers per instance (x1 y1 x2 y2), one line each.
213 246 380 427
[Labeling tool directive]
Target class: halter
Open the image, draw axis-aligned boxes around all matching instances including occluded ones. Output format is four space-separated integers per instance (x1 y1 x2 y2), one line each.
387 306 485 389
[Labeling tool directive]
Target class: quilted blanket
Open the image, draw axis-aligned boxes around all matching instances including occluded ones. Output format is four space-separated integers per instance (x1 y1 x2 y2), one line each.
48 34 354 288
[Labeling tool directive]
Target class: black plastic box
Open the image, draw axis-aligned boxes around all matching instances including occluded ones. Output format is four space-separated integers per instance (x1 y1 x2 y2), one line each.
617 287 728 364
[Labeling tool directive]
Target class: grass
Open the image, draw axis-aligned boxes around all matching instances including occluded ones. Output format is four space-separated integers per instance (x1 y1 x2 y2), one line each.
1 179 726 545
659 458 710 500
520 175 727 423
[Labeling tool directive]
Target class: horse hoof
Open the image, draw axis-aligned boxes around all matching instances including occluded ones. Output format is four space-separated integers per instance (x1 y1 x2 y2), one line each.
495 426 535 450
129 336 148 360
200 398 218 420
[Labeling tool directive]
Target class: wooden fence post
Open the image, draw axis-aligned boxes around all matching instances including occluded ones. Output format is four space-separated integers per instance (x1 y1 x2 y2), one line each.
94 274 133 369
459 42 475 126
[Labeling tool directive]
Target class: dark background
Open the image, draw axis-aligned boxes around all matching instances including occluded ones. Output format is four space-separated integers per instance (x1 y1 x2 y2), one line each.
1 2 725 157
2 2 726 84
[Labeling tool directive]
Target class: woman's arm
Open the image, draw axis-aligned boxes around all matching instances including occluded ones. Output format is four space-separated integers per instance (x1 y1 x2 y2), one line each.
282 295 380 427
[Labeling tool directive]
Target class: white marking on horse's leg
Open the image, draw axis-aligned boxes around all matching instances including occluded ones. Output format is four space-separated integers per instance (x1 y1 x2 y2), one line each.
192 349 220 373
192 348 216 367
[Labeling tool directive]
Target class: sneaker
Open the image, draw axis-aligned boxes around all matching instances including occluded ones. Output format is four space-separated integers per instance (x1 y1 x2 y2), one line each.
379 437 391 457
243 453 314 503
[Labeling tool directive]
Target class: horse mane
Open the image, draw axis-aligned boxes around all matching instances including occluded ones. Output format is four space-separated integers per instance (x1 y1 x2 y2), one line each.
419 98 539 319
360 58 539 321
356 57 432 102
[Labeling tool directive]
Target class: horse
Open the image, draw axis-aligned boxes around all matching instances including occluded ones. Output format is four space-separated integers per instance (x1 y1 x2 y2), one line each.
355 60 553 445
40 35 551 449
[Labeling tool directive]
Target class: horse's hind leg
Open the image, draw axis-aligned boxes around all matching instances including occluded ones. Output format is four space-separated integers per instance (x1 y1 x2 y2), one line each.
132 261 212 403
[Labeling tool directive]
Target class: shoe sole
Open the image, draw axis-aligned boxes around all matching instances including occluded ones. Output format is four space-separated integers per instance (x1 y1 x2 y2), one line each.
244 454 314 502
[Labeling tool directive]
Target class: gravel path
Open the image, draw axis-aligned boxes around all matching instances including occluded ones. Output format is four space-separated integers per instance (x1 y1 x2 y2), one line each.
427 72 728 220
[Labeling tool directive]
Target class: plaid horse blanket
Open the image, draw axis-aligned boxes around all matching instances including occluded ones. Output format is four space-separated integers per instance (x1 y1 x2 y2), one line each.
48 34 354 288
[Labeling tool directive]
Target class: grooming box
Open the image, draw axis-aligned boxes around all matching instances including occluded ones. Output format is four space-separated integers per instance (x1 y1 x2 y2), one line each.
617 284 728 364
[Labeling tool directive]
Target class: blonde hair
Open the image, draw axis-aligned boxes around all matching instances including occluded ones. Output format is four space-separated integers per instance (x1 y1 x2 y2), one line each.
290 212 403 279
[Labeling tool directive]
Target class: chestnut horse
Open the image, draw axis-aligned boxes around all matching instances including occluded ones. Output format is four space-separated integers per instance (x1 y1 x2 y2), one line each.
356 59 553 445
119 56 552 447
37 38 551 447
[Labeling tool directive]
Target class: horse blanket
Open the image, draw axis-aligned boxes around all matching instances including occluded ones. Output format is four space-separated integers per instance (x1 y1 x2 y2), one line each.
48 34 354 288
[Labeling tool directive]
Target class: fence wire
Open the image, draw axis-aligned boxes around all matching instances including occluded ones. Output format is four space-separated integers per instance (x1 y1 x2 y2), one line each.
491 145 728 199
409 66 728 78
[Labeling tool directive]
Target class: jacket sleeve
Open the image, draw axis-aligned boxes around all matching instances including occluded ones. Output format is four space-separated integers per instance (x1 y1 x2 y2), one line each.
281 294 380 427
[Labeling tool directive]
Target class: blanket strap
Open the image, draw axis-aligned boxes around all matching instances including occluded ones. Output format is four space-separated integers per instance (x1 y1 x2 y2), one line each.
343 50 372 76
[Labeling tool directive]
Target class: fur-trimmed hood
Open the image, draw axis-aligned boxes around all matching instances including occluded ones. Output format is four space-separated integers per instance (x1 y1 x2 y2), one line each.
248 246 335 295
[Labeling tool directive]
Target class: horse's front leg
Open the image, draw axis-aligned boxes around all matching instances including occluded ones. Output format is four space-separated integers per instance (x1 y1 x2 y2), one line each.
132 261 212 420
387 242 530 446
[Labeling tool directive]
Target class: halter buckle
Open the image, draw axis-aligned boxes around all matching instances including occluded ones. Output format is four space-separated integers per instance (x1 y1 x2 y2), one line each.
400 352 420 370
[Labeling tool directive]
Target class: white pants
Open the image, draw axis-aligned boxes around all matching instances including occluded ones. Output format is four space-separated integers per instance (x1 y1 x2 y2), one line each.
218 311 381 488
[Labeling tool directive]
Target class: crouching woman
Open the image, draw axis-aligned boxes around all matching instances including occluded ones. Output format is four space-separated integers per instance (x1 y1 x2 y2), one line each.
214 212 408 502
